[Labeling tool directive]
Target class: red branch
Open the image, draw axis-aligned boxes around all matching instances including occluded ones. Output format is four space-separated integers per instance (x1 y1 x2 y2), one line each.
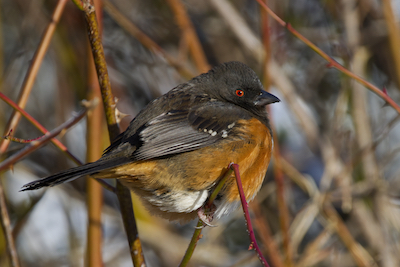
230 163 270 267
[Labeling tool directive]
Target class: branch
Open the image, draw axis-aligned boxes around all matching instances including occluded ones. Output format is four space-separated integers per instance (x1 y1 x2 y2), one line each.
0 179 20 267
0 101 95 173
102 0 195 79
166 0 210 73
0 92 81 165
255 0 400 115
86 0 105 265
0 0 68 155
271 128 293 265
73 1 145 265
230 164 270 267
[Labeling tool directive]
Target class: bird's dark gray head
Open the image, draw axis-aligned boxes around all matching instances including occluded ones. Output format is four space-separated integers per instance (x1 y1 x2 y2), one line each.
195 62 280 112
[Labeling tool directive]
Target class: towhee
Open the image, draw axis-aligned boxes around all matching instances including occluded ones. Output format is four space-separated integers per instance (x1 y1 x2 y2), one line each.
21 61 280 223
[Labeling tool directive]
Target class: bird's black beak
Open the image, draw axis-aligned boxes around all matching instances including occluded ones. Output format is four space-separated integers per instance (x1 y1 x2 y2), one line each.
254 90 280 106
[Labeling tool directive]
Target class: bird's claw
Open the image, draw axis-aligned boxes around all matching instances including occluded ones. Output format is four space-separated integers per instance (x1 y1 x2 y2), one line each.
197 204 217 227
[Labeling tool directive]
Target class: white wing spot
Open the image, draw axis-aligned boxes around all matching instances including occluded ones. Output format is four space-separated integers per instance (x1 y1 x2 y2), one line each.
203 129 208 132
228 122 235 129
221 130 228 138
211 131 217 136
208 129 213 134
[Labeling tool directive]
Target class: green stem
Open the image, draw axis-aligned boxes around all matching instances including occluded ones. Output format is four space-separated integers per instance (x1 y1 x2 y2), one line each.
179 166 233 267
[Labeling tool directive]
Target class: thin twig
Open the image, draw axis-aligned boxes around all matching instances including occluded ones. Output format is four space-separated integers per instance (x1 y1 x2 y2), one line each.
296 226 334 267
2 129 44 143
261 0 272 89
0 179 20 267
347 46 396 266
255 0 400 115
0 47 112 192
102 0 195 79
166 0 209 73
0 103 94 173
0 91 83 165
251 201 285 267
381 0 400 90
209 0 264 60
322 202 377 267
0 0 68 155
272 130 293 266
231 163 270 267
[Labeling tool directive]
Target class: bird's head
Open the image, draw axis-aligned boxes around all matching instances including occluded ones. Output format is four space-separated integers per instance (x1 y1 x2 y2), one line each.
199 62 280 113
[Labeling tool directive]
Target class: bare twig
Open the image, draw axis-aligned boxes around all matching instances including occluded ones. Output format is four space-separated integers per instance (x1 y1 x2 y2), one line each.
256 0 400 115
322 202 377 267
289 202 319 256
209 0 264 60
0 179 20 267
166 0 209 73
75 1 145 265
0 102 94 172
2 129 45 143
350 46 396 266
0 92 113 192
272 131 293 266
103 0 195 79
382 0 400 90
260 0 272 89
0 0 68 155
297 226 334 267
251 201 285 267
0 92 83 165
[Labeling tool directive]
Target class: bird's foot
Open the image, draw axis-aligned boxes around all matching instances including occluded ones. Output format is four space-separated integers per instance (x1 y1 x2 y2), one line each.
197 203 217 227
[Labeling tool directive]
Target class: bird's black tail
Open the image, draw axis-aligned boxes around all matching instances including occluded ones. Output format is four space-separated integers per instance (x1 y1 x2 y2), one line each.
20 158 129 191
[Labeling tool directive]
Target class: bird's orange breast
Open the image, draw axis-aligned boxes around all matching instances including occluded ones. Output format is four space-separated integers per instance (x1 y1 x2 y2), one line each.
216 117 273 203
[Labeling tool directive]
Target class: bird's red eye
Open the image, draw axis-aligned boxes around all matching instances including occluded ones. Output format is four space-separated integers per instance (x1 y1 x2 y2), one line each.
236 89 244 97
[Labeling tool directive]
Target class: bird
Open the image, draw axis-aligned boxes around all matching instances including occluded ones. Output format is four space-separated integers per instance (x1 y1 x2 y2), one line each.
21 61 280 224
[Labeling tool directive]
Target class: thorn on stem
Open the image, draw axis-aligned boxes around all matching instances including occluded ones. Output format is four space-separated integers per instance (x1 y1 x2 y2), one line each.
248 243 254 250
381 86 392 108
115 108 130 124
382 86 388 96
3 131 46 144
326 62 334 68
3 129 13 140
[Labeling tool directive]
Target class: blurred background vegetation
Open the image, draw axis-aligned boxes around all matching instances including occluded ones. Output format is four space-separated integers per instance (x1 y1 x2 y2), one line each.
1 0 400 266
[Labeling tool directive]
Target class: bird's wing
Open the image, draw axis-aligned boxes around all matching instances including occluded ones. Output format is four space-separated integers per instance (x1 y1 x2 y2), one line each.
129 102 252 161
